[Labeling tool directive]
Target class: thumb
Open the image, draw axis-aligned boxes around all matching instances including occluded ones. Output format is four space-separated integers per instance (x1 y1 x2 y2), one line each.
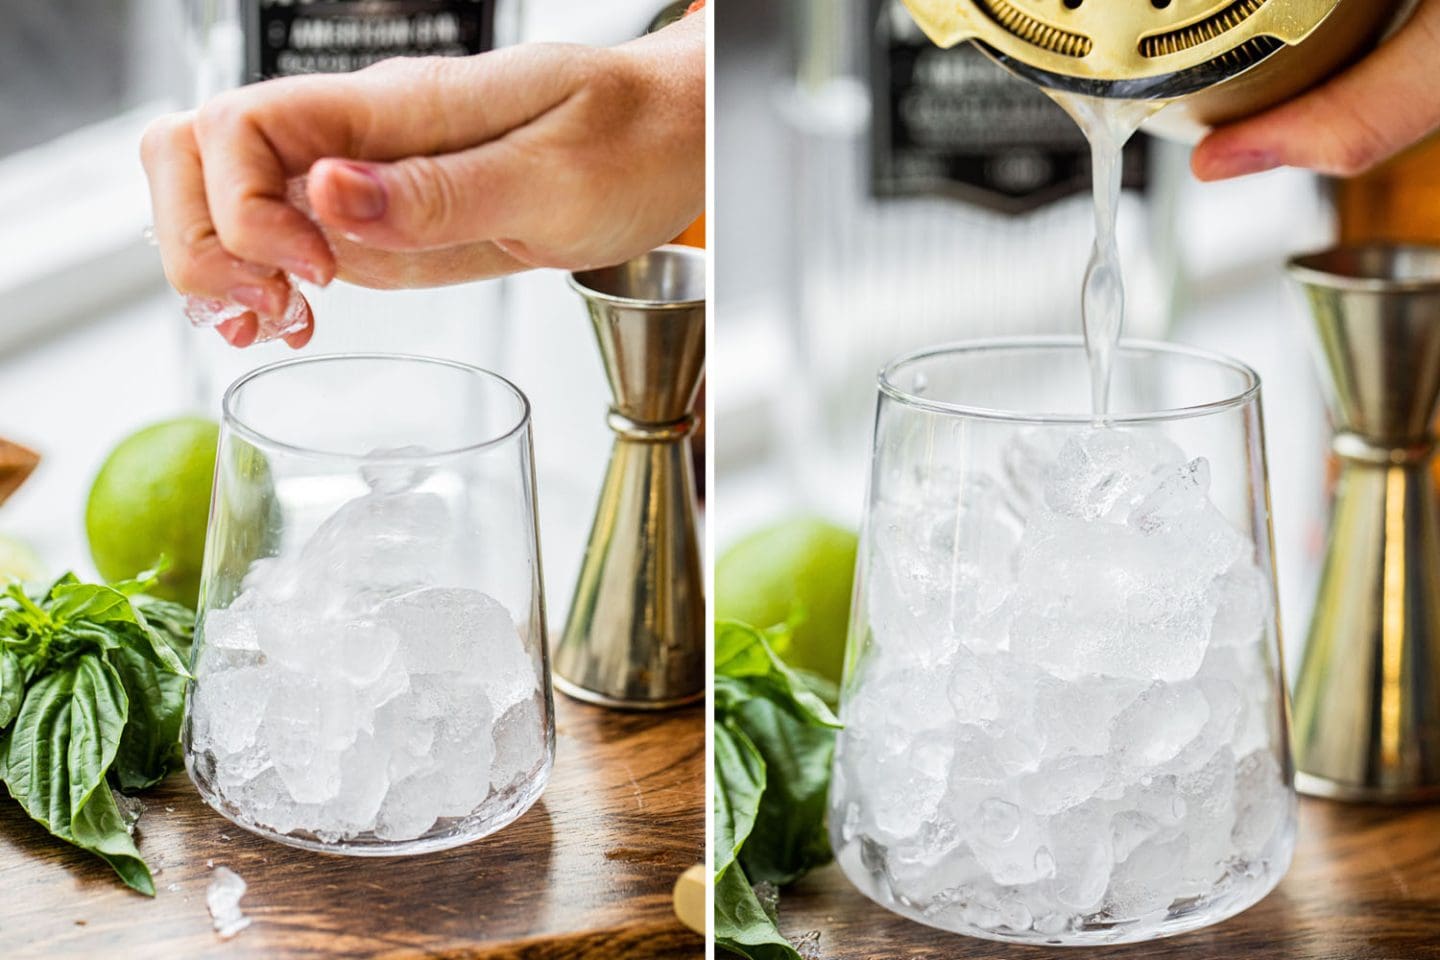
305 149 534 253
1192 0 1440 181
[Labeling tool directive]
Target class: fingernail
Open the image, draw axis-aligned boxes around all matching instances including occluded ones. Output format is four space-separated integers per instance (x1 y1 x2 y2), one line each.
229 285 278 315
1201 149 1281 181
279 258 326 285
328 161 388 221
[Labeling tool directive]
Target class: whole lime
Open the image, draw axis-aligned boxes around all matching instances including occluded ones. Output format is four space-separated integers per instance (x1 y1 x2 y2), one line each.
715 517 858 685
86 418 219 606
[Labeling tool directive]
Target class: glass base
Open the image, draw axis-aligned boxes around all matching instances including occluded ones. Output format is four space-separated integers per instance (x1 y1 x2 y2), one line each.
188 755 553 857
834 825 1296 947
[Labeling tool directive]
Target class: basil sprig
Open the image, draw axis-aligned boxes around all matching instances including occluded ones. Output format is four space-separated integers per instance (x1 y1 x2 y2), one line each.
0 569 194 895
714 620 841 959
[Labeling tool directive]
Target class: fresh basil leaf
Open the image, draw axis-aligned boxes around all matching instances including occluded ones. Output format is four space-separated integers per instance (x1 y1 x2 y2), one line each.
715 622 839 729
66 655 129 816
70 783 153 896
108 562 167 598
0 656 149 894
40 572 80 600
790 667 839 709
735 695 836 886
715 865 803 960
132 597 197 650
58 622 128 654
4 580 50 629
128 609 192 679
715 719 766 881
2 665 81 833
47 584 140 628
0 650 23 728
109 644 188 790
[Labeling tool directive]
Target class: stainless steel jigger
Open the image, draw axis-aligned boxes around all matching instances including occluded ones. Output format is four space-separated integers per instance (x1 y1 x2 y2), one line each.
553 245 706 710
1289 245 1440 802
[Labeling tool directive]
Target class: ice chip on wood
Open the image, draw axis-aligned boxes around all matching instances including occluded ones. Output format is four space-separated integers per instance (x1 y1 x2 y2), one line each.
206 866 251 940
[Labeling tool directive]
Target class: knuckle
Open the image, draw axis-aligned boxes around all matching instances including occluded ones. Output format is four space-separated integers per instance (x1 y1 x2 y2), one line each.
1325 101 1391 177
139 113 190 165
194 92 251 142
400 158 461 235
1329 138 1383 178
167 253 212 295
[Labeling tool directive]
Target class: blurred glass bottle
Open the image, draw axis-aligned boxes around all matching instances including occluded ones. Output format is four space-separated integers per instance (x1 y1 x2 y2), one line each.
176 0 524 410
1335 134 1440 245
777 0 1184 518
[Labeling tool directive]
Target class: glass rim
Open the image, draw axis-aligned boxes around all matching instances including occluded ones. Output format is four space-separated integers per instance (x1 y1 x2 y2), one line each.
221 352 532 461
878 336 1261 425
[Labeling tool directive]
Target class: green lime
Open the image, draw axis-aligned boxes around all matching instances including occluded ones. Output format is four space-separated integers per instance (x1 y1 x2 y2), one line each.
0 534 43 582
715 517 859 685
85 417 219 606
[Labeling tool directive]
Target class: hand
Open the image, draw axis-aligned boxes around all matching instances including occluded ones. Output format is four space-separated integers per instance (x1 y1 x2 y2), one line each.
1192 0 1440 181
140 12 705 348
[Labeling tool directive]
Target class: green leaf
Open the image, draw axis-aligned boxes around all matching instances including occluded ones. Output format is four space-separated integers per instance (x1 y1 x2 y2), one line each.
2 666 82 833
3 580 50 630
108 644 188 790
735 696 836 886
0 656 150 894
715 865 803 960
0 650 23 728
65 656 129 818
107 561 168 598
70 783 154 895
131 598 197 650
47 584 140 628
714 719 766 881
40 572 81 599
715 622 839 729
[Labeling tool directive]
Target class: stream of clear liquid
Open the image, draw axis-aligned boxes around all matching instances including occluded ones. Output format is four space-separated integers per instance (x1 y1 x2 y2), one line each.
1046 94 1162 417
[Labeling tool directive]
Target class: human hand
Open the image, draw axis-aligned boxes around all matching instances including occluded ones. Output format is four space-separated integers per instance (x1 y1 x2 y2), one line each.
1192 0 1440 181
140 12 705 348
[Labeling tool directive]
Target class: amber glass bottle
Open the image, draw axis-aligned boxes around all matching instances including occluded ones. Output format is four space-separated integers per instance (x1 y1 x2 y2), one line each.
1335 134 1440 245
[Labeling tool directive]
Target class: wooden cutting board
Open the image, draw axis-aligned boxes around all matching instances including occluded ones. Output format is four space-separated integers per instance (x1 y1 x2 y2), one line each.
0 697 705 959
778 798 1440 959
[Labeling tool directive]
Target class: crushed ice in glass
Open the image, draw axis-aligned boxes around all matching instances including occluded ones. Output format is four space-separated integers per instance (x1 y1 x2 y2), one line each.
188 457 544 844
206 866 251 939
836 426 1294 936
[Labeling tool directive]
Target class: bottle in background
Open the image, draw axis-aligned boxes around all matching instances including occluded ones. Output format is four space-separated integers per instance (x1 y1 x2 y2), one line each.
777 0 1181 520
1335 134 1440 245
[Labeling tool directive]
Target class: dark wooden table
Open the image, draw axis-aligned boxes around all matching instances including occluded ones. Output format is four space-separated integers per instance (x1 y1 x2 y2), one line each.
781 798 1440 959
0 697 705 959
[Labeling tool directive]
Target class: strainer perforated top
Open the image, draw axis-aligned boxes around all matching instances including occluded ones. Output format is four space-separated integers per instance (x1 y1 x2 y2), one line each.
904 0 1342 92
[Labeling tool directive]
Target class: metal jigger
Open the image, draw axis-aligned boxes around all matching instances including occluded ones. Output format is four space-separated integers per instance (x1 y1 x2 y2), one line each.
554 245 706 710
1289 244 1440 802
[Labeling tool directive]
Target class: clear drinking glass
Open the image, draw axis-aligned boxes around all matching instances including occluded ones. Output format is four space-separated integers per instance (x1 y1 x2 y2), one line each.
184 354 554 855
829 338 1297 945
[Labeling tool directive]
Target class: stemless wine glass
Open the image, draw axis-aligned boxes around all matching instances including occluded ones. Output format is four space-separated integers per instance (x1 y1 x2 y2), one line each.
830 337 1296 946
185 354 555 855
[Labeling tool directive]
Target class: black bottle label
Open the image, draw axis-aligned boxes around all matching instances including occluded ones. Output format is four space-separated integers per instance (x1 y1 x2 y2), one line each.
246 0 497 81
869 0 1147 214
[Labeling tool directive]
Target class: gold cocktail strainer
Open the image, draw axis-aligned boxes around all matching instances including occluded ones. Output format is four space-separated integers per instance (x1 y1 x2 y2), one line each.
903 0 1418 135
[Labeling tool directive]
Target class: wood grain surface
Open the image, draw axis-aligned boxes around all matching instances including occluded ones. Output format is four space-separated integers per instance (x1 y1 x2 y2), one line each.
0 697 705 959
779 798 1440 959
